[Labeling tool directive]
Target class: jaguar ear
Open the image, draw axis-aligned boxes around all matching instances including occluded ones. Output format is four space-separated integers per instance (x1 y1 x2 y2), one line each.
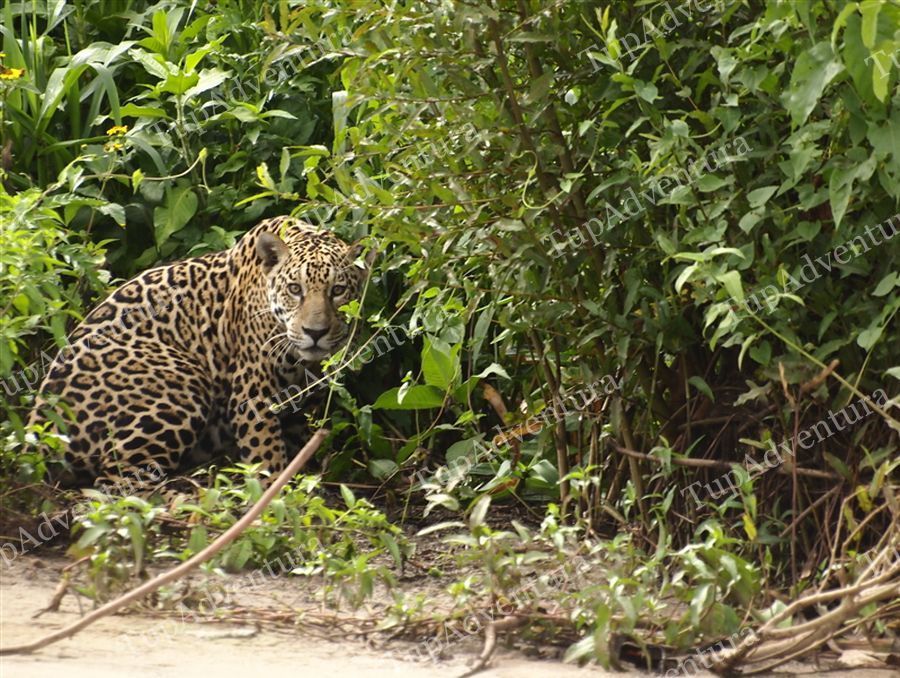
346 240 377 269
257 232 289 272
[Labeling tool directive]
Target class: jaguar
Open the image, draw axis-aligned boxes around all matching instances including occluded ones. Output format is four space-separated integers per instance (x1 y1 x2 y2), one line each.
29 216 373 486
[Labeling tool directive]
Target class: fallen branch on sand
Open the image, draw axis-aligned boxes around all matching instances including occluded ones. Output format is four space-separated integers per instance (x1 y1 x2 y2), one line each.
710 533 900 675
0 429 328 656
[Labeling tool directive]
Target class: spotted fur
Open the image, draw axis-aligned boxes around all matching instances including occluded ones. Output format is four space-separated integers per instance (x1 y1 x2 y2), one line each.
29 217 372 485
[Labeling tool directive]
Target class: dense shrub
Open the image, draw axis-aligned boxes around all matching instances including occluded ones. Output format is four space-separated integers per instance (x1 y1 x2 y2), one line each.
0 185 108 481
2 0 334 276
281 0 900 573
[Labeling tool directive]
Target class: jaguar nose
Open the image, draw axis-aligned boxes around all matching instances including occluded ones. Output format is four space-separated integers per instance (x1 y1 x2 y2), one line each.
303 327 329 344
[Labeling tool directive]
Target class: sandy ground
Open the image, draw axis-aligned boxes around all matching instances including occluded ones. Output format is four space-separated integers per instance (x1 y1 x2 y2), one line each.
2 555 897 678
0 555 643 678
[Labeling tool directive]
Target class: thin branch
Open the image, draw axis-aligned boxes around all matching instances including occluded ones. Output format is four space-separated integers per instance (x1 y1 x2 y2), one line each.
458 615 528 678
612 444 841 480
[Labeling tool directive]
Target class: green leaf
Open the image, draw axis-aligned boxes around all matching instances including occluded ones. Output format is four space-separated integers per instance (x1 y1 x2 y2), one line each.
471 306 494 367
796 220 821 241
279 147 291 181
717 270 744 303
469 495 491 528
633 80 658 102
742 512 757 540
188 525 208 553
368 459 399 479
98 202 126 227
828 154 876 228
183 68 230 100
842 13 876 101
696 175 729 192
867 113 900 175
38 66 80 128
871 41 895 102
161 70 200 95
873 272 899 296
421 337 460 391
688 376 715 403
857 321 884 350
690 583 714 626
831 3 860 47
379 532 403 567
528 72 554 103
747 186 777 208
474 363 510 380
224 538 253 571
670 119 690 137
529 459 559 486
129 48 171 80
675 263 698 293
564 636 597 665
423 494 460 515
119 104 170 119
824 452 853 481
749 341 772 367
782 42 844 126
415 521 465 537
152 10 171 49
373 385 445 410
860 0 881 49
153 187 198 248
256 163 276 190
340 484 356 509
738 209 763 233
259 109 296 120
76 524 107 548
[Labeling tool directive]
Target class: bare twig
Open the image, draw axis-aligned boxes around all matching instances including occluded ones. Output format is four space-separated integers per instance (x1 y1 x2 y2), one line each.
611 444 840 480
32 575 72 619
800 359 839 395
458 615 528 678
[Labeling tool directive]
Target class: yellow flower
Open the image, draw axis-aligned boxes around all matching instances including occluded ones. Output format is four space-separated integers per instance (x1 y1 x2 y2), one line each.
0 67 25 80
106 125 129 136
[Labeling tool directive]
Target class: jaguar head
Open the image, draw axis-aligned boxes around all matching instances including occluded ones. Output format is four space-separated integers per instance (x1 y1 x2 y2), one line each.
257 227 374 363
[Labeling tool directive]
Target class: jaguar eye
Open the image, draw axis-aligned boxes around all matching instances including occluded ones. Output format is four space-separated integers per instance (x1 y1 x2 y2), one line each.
331 284 347 297
287 283 303 297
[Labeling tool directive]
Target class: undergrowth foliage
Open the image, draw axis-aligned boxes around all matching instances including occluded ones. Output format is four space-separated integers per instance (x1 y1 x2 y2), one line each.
68 469 406 607
0 188 108 483
1 0 899 670
289 0 899 567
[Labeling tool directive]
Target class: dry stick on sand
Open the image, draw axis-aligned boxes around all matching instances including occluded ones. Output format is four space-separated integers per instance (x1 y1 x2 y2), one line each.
458 615 528 678
0 428 329 656
710 536 900 674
